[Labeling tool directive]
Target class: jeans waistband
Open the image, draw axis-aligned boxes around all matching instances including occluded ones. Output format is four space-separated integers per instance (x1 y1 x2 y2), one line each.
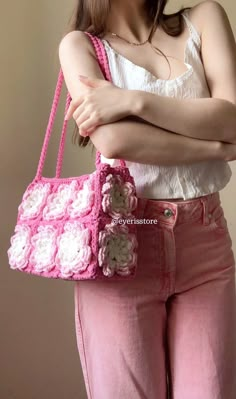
136 192 221 227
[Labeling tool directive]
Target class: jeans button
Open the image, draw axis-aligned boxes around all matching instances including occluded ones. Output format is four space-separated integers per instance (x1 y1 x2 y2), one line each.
164 208 173 217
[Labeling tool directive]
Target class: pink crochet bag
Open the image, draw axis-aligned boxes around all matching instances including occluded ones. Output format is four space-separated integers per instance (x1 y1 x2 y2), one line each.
7 33 139 281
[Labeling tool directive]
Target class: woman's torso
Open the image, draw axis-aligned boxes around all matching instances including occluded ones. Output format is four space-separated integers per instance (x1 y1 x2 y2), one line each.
99 9 232 201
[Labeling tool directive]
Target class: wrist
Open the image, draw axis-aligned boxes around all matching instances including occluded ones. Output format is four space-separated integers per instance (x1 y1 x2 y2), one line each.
127 90 145 117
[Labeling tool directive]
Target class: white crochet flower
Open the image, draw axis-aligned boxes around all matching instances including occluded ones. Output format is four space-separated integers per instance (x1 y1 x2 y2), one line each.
101 174 137 219
7 224 31 270
55 221 92 278
43 180 77 220
98 223 137 277
67 175 95 218
29 225 57 272
19 183 51 220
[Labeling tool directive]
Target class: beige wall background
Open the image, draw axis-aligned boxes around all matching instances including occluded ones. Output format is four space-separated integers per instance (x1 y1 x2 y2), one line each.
1 1 235 398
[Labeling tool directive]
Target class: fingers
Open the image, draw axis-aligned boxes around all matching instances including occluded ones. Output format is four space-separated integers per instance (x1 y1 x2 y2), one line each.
78 76 97 88
79 126 95 137
78 116 96 137
64 77 110 121
78 75 109 88
65 76 112 120
64 96 84 120
75 109 90 130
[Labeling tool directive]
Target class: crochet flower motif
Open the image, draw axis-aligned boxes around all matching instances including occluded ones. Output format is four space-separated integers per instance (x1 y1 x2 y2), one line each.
98 223 137 277
55 221 92 278
101 174 137 219
67 176 95 218
43 181 77 220
19 183 51 220
7 224 31 270
29 225 57 273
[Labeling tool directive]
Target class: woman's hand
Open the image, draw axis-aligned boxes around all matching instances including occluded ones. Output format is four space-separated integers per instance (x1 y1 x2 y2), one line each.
64 75 134 136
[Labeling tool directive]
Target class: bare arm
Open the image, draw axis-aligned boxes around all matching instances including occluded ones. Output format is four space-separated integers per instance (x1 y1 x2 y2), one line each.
131 93 236 144
58 29 224 164
126 1 236 144
94 117 223 166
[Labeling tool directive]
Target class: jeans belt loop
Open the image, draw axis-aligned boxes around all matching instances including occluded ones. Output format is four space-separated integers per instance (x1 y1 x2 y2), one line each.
200 196 210 226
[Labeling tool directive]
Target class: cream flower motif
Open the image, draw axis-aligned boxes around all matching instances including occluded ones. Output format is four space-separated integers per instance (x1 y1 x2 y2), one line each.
101 174 137 219
43 181 77 220
19 183 51 220
98 223 137 277
55 221 92 278
67 175 95 218
29 225 57 272
7 224 31 270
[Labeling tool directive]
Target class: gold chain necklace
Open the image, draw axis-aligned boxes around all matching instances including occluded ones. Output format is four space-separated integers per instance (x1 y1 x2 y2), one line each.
108 25 155 46
109 32 151 46
106 27 175 80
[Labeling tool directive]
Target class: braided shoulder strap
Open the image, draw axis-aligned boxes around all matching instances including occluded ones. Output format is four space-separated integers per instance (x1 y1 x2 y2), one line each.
35 32 126 181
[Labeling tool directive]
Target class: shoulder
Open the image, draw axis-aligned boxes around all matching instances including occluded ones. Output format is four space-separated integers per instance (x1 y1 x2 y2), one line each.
59 30 96 59
59 30 89 46
190 0 228 20
186 1 229 38
58 30 106 100
187 2 236 105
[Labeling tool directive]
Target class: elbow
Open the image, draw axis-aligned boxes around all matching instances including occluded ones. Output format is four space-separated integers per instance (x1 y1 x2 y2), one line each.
90 124 122 159
214 99 236 143
226 131 236 145
226 102 236 144
100 144 120 159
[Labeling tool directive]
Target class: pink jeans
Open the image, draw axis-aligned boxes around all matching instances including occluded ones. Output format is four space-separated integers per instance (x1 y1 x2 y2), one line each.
74 191 236 399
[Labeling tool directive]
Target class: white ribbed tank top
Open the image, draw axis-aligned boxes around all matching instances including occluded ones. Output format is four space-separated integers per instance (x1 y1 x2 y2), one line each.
100 9 232 200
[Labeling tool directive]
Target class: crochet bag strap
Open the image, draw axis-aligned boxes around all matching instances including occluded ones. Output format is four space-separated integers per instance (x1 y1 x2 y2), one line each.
35 33 126 181
84 33 126 169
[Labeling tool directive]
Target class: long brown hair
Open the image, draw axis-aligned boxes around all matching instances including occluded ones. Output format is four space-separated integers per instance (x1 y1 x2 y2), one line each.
64 0 191 149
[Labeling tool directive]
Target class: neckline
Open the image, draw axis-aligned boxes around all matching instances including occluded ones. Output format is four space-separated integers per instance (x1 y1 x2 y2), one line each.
101 13 195 86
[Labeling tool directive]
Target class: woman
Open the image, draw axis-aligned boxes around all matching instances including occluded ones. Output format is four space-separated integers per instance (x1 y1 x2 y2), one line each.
59 1 236 398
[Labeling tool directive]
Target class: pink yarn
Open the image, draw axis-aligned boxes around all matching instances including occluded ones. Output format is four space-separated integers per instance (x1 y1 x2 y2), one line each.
7 32 138 281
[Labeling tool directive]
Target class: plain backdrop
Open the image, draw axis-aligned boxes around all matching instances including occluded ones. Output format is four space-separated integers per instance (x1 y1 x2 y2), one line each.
1 1 236 398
